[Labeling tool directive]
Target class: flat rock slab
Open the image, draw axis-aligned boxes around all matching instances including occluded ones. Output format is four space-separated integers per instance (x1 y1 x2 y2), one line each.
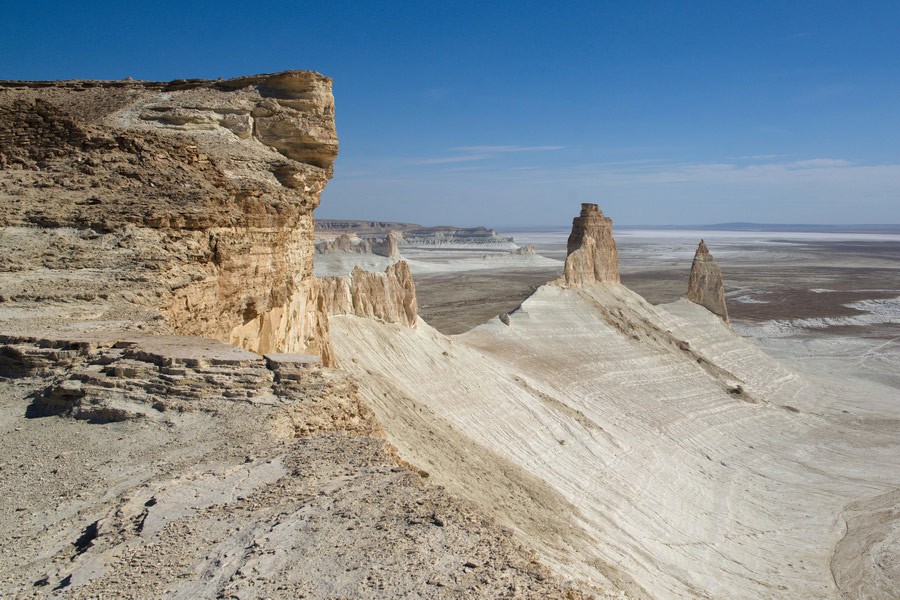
263 353 322 367
114 336 263 367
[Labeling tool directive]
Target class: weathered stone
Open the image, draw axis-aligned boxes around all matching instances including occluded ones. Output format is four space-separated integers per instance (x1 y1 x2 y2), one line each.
315 230 400 258
1 331 379 434
320 261 418 328
373 230 401 258
686 240 729 322
562 203 620 285
0 71 337 364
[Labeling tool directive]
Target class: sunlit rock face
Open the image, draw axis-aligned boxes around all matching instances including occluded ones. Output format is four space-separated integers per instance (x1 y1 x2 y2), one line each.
0 71 338 363
319 261 418 329
562 203 620 285
686 240 729 322
315 231 400 258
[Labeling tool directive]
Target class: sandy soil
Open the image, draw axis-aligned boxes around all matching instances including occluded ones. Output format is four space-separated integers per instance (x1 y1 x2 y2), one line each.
0 373 594 599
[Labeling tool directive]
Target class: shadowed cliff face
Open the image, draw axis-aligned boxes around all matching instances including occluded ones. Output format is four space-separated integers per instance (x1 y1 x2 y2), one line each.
562 203 620 285
686 240 729 322
0 71 338 363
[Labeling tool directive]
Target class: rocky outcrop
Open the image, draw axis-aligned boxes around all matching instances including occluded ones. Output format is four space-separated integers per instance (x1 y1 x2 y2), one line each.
512 243 536 255
398 226 516 249
686 240 729 322
376 231 401 258
315 231 400 258
562 203 620 285
320 261 418 328
1 331 381 435
0 71 337 363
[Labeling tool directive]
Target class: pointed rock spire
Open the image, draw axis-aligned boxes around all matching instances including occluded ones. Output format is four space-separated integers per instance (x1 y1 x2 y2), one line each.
562 203 620 285
686 240 729 322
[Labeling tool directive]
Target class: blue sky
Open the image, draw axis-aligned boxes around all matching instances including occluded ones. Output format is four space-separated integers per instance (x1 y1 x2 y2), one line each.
2 1 898 226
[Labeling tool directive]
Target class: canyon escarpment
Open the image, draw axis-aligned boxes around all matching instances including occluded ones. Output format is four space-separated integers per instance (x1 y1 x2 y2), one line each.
0 71 338 364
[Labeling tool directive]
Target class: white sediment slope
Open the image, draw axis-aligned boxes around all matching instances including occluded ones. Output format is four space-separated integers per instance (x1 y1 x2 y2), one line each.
329 282 900 599
313 251 400 277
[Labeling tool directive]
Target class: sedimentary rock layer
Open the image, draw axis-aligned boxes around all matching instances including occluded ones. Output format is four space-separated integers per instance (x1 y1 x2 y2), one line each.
315 232 400 258
398 226 516 249
0 71 337 362
320 262 418 328
0 330 379 435
317 219 420 234
686 239 729 321
562 203 620 285
317 220 516 249
329 283 900 599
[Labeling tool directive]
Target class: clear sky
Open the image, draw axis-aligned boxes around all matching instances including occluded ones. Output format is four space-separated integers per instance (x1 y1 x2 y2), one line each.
2 1 898 226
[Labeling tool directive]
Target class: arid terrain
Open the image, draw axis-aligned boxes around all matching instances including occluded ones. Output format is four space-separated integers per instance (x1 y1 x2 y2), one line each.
411 229 900 389
2 73 898 600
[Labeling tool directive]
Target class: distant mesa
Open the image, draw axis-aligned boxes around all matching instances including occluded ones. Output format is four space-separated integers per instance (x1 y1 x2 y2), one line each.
317 219 419 235
686 240 729 322
562 203 620 285
316 219 516 249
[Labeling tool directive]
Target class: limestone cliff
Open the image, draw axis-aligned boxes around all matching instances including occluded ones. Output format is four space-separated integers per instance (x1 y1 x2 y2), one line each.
320 262 418 328
315 231 400 258
562 203 620 285
686 240 729 322
0 71 337 364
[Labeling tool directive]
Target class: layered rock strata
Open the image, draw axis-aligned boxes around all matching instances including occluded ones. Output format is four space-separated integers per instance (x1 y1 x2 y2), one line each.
320 261 418 328
0 71 337 363
0 331 380 435
317 219 419 234
562 203 620 285
398 226 515 249
686 240 729 322
317 220 516 249
315 231 400 258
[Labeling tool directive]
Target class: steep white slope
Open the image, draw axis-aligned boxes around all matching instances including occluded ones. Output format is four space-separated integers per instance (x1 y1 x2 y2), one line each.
329 283 900 600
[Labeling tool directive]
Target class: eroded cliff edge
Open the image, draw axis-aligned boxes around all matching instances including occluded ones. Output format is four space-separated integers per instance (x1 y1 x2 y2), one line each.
0 71 337 363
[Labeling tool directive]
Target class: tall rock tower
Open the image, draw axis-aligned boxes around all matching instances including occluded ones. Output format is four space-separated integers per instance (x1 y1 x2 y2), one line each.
563 203 620 285
686 240 729 322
